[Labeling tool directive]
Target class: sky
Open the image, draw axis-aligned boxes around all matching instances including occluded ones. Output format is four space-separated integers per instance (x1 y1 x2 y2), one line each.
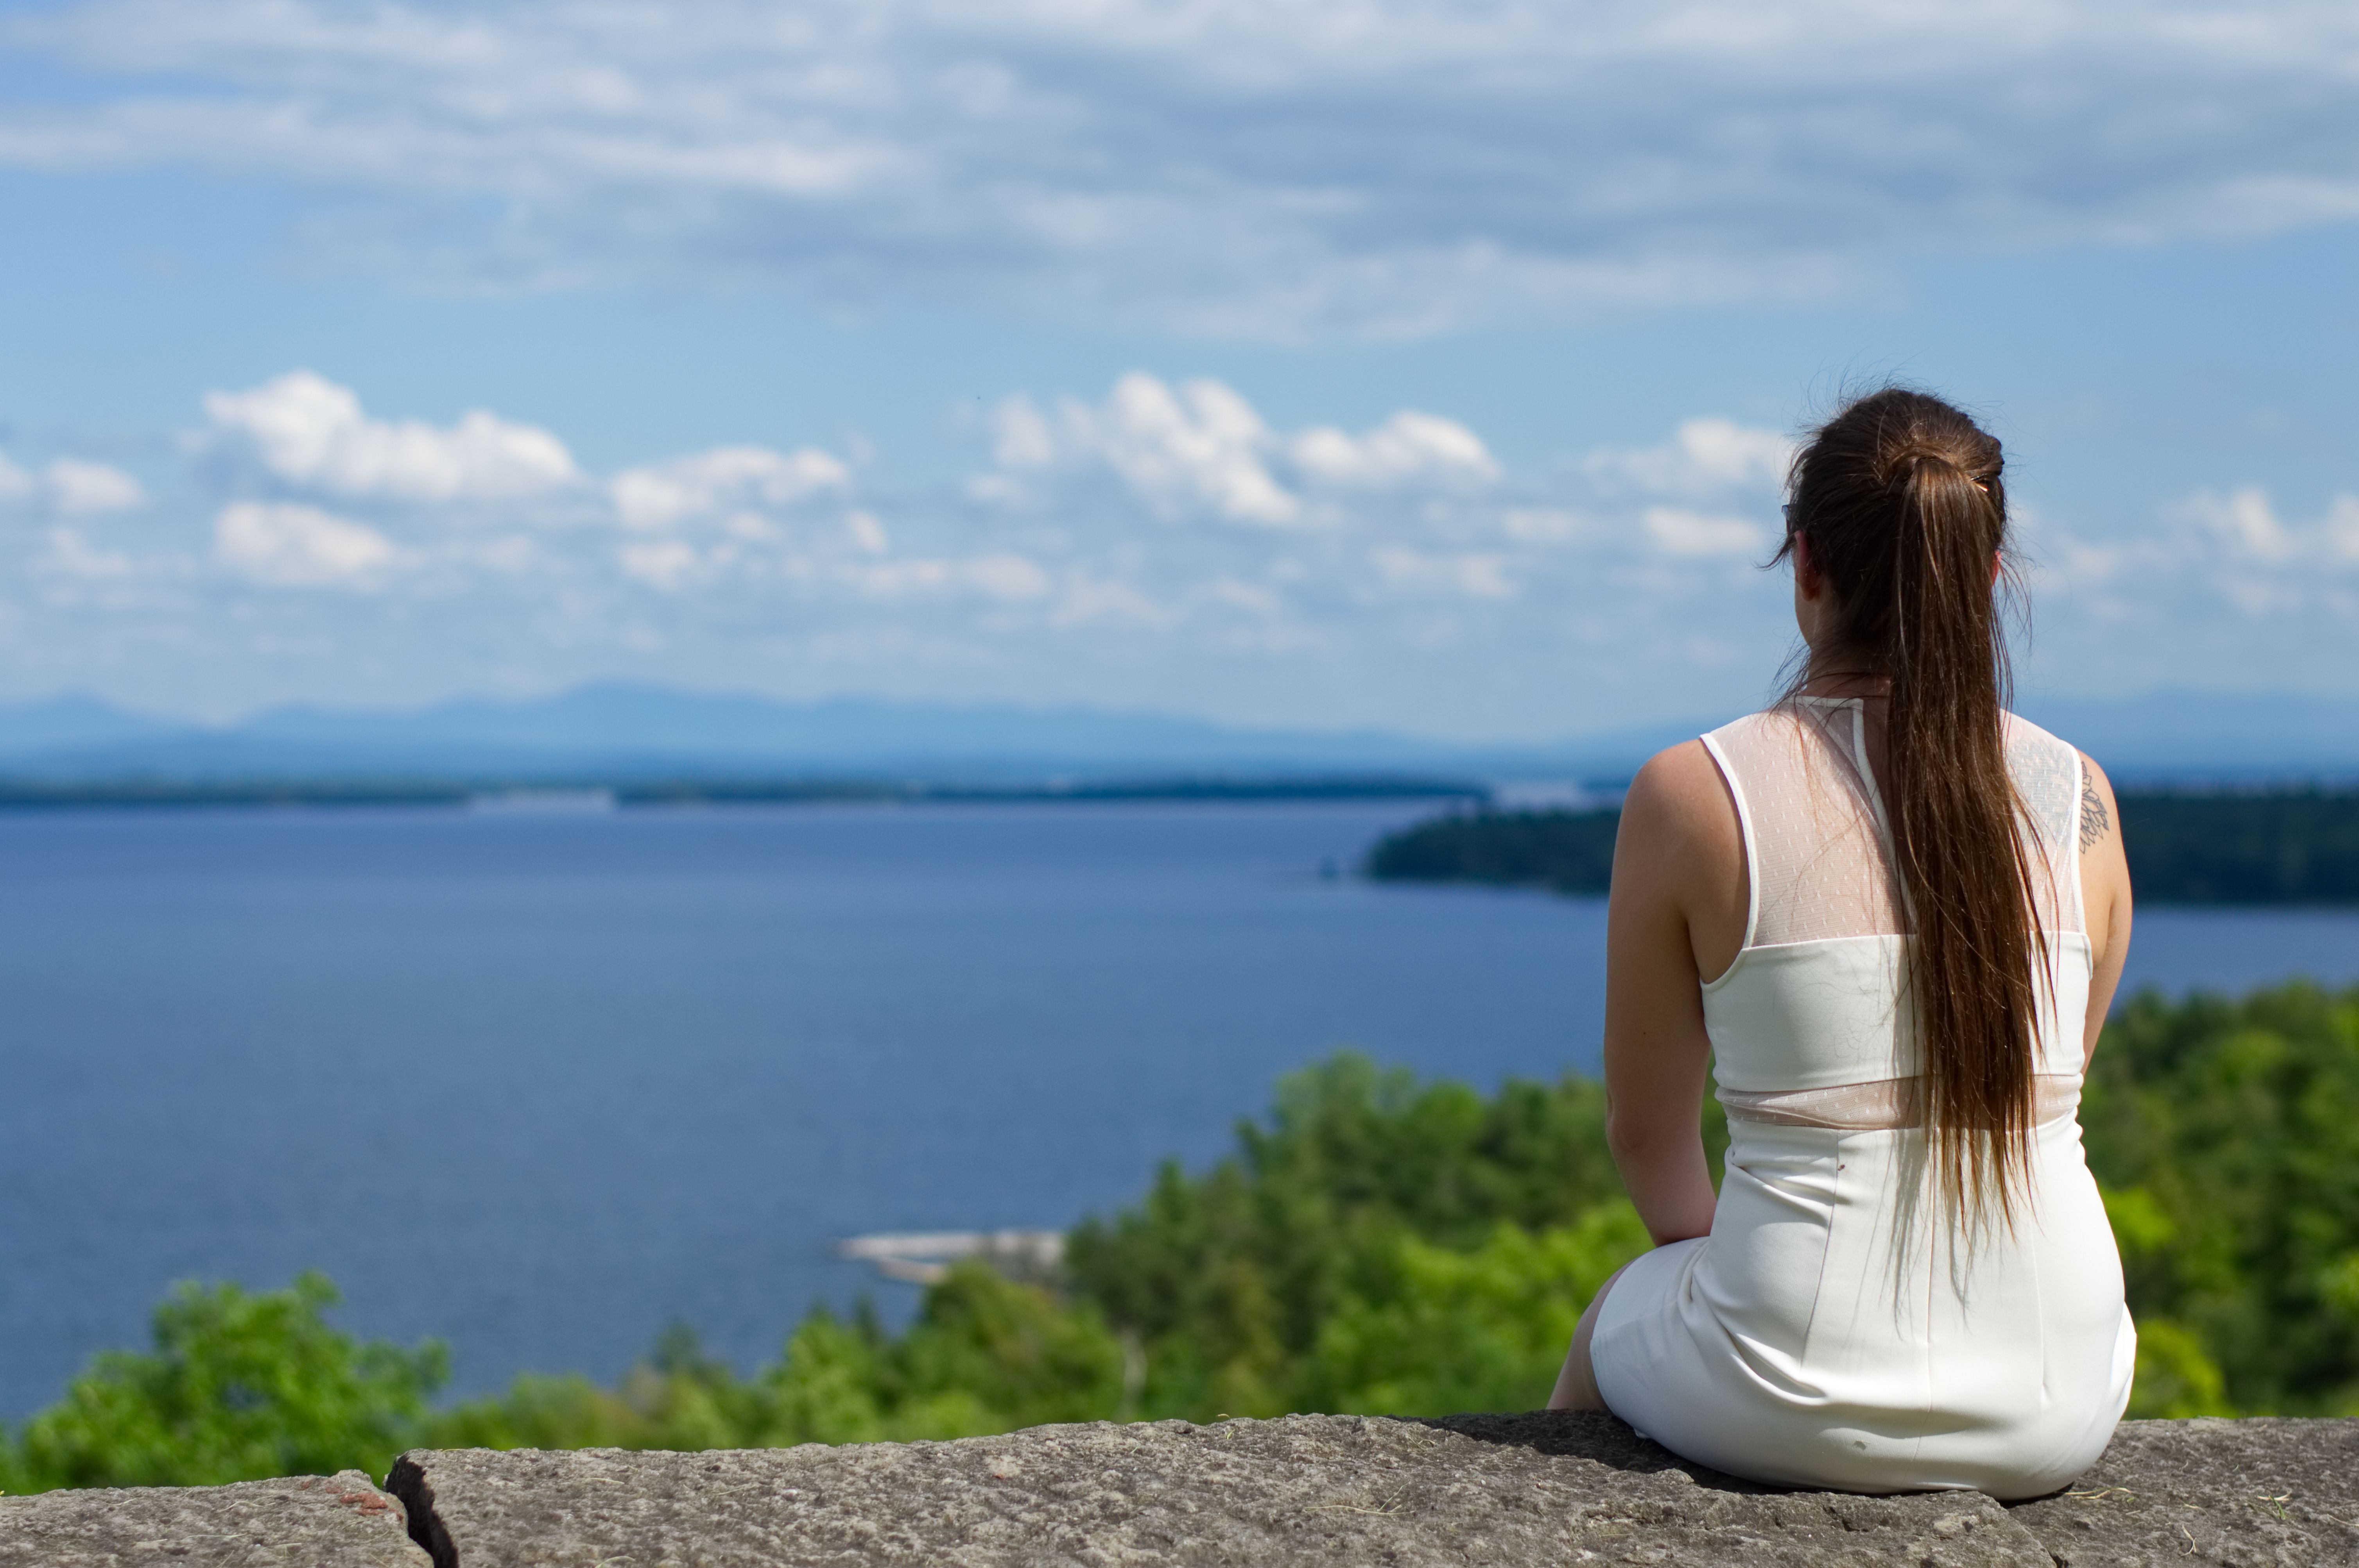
0 1 2355 740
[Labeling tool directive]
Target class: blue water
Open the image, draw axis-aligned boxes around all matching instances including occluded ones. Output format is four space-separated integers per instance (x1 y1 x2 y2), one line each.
0 802 2353 1417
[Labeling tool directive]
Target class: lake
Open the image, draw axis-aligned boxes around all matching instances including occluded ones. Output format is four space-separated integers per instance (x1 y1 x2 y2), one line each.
2 800 2354 1416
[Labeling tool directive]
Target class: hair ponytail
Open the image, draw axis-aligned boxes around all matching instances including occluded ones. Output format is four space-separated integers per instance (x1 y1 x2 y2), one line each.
1778 390 2042 1228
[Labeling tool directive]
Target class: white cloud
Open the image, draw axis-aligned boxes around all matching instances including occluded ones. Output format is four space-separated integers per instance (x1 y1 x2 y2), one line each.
617 539 708 592
0 453 147 516
982 373 1498 530
855 553 1054 603
2029 485 2359 639
39 524 138 581
1501 507 1590 546
2330 496 2359 564
46 457 147 515
1050 571 1176 629
16 367 2359 739
992 375 1301 527
203 371 578 503
1587 419 1795 497
1370 546 1515 599
610 446 851 532
2174 485 2359 568
2183 487 2359 619
193 372 872 599
1643 507 1771 560
1290 413 1498 492
214 501 400 588
12 2 2359 334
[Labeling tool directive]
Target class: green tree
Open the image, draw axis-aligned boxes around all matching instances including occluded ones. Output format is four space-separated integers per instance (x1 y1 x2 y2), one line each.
2082 981 2359 1412
3 1272 445 1492
1063 1053 1687 1420
1303 1207 1650 1416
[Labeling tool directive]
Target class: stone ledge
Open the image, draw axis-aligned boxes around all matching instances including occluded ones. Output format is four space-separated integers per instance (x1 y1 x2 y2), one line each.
387 1414 2359 1568
5 1417 2355 1566
0 1468 428 1568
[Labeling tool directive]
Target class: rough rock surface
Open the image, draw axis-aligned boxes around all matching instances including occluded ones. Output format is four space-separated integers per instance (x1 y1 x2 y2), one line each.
2007 1417 2359 1566
0 1469 429 1568
386 1412 2359 1567
8 1417 2352 1566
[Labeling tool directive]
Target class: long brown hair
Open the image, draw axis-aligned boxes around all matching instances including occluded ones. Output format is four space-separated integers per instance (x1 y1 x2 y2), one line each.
1775 387 2042 1226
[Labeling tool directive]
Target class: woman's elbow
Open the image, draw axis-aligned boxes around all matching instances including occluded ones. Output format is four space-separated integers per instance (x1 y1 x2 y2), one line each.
1606 1108 1690 1168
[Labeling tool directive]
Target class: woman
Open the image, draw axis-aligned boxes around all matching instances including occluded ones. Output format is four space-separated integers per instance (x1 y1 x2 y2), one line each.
1547 388 2136 1498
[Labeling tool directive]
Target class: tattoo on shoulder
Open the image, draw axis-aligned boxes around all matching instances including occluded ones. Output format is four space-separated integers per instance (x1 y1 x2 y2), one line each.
2079 770 2111 852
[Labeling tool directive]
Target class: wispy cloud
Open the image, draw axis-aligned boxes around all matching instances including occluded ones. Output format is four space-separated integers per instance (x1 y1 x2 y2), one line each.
5 2 2357 335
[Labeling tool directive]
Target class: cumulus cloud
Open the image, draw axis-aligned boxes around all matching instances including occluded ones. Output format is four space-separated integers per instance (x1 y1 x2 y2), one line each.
616 539 710 592
1586 420 1796 497
1643 507 1772 560
16 366 2348 736
990 375 1302 526
203 370 578 503
9 2 2359 333
2022 483 2359 650
193 372 898 590
39 525 140 581
854 553 1054 603
168 371 1794 640
983 373 1495 529
2177 486 2359 569
45 458 148 515
1291 413 1499 492
179 372 1069 618
611 446 851 532
214 501 400 588
0 452 147 516
1370 546 1515 600
951 373 1812 656
962 373 1796 639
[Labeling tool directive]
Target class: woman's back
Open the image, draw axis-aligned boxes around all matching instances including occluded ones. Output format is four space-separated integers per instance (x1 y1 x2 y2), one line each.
1586 699 2135 1496
1700 696 2088 1094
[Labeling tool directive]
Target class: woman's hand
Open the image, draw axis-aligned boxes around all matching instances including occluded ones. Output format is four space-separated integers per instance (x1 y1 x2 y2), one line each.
1601 741 1745 1245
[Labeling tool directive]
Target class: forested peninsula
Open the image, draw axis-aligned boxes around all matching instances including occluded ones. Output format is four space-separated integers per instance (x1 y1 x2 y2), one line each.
1366 789 2359 904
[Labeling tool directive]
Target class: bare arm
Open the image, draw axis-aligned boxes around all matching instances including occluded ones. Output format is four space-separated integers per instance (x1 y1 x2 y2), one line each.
2076 752 2133 1068
1601 742 1743 1245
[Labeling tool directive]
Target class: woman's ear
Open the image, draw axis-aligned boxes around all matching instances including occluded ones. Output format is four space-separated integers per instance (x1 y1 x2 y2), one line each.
1793 531 1824 601
1991 550 2002 587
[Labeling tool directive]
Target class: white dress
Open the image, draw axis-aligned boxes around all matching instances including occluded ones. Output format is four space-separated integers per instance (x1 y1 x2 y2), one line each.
1589 698 2135 1499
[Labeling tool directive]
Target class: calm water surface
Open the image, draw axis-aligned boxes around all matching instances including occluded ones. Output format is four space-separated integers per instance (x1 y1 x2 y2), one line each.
1 801 2353 1415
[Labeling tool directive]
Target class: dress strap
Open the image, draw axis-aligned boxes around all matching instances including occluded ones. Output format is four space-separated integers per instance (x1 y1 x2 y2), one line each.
1697 729 1760 956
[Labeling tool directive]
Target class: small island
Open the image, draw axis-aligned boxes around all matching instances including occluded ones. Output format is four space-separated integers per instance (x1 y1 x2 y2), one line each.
1366 789 2359 904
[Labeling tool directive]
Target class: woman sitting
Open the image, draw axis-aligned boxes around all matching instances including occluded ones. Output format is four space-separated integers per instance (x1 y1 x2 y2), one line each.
1549 387 2136 1498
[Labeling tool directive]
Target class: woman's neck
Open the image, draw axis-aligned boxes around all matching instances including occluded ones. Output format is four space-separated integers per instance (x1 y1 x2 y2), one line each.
1798 660 1889 701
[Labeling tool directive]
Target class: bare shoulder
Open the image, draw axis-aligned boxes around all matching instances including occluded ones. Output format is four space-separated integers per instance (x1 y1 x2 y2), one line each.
1616 739 1748 976
1620 740 1740 860
2076 750 2120 853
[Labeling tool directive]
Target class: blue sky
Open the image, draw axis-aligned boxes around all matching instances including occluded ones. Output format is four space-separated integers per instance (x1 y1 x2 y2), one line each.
0 2 2355 739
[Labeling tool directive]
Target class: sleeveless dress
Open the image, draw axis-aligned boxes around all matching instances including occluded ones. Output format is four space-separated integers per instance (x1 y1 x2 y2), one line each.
1588 698 2135 1499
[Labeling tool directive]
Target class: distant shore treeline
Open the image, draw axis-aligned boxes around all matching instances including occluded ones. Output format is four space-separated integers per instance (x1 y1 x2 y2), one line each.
1366 788 2359 904
5 979 2352 1491
0 773 1486 811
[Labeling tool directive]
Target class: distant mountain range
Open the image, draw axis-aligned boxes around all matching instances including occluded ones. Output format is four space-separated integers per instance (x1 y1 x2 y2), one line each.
0 683 2349 784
